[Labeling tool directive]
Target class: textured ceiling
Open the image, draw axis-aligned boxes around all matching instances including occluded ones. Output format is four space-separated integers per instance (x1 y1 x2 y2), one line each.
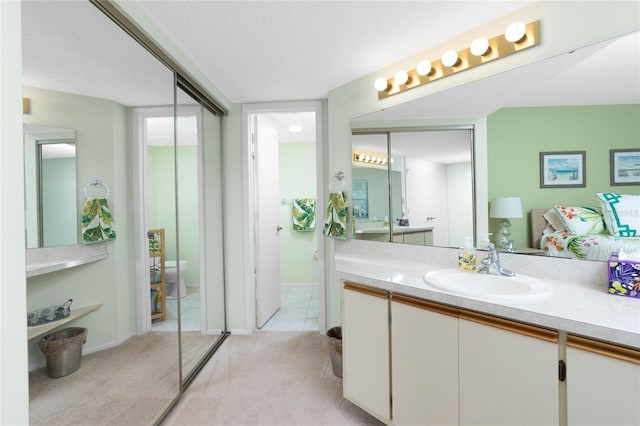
135 0 534 103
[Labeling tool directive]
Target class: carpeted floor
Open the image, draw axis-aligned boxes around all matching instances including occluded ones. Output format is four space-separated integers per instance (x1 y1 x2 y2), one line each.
30 330 382 425
162 331 383 426
29 331 217 425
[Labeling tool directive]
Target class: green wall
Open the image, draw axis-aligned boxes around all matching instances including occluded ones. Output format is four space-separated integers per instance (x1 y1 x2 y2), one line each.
24 86 136 366
488 104 640 248
279 142 318 284
147 145 200 284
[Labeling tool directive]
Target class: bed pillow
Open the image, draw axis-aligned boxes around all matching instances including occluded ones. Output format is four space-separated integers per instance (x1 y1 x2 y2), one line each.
543 208 566 232
553 205 606 235
596 193 640 237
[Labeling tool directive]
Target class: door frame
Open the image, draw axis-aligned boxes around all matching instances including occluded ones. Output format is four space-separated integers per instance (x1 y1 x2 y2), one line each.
241 101 326 334
132 105 205 334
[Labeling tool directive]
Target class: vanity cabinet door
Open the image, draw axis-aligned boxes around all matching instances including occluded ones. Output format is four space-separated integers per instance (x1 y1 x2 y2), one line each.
458 312 559 426
566 335 640 426
342 282 390 423
391 295 459 426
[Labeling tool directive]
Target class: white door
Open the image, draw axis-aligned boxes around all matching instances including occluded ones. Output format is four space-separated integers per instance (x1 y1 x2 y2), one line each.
254 115 281 328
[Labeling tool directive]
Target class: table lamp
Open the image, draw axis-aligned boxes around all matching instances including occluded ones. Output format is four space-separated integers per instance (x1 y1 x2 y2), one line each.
490 197 523 252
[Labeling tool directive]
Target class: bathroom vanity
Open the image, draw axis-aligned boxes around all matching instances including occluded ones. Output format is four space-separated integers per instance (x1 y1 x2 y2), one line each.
336 242 640 426
356 225 434 245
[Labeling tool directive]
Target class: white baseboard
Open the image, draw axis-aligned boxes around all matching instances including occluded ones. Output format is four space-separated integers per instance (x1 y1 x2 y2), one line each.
229 328 252 335
29 332 135 372
281 282 316 287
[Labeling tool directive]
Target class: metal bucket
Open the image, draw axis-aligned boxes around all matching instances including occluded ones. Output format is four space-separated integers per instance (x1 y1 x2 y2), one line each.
39 327 87 378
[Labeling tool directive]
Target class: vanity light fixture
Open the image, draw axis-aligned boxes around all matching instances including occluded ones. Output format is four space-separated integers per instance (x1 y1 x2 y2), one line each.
416 60 433 76
505 21 527 43
353 151 389 167
374 77 390 92
395 70 410 85
375 20 540 98
470 37 490 56
441 50 460 67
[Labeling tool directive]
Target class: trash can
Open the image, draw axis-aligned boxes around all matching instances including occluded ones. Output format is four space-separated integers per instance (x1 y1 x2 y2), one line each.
38 327 88 378
327 326 342 378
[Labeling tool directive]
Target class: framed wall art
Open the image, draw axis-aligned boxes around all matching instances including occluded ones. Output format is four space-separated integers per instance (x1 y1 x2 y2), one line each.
610 149 640 186
539 151 586 188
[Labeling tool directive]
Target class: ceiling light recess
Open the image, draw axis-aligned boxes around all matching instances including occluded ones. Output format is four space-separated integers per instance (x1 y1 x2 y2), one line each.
376 19 540 99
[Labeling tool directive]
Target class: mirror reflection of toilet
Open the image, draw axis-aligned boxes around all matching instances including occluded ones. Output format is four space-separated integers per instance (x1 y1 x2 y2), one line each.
165 260 187 299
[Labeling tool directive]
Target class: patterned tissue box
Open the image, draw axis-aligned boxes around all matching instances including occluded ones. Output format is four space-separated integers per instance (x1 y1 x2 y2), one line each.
607 254 640 298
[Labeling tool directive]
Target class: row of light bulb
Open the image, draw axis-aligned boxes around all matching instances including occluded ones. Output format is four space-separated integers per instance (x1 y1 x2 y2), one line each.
375 21 528 91
355 153 389 165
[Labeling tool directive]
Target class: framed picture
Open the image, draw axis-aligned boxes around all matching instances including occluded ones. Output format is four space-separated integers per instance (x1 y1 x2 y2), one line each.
539 151 586 188
610 149 640 186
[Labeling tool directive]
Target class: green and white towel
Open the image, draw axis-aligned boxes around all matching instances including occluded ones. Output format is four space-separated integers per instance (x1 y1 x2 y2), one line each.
323 192 348 239
81 198 116 244
292 198 316 232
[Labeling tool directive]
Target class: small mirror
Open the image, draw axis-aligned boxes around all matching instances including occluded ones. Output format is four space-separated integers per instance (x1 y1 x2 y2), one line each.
24 124 77 248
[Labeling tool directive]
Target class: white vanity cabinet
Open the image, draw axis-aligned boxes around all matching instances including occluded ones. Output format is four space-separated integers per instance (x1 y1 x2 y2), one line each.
342 282 391 423
458 311 559 425
391 295 459 426
566 334 640 426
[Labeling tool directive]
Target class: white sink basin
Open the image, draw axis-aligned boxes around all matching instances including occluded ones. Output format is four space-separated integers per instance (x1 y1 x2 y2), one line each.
423 269 552 303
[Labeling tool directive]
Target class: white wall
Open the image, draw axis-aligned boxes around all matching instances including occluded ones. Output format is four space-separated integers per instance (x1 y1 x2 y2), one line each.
405 157 448 246
0 2 29 423
447 162 473 248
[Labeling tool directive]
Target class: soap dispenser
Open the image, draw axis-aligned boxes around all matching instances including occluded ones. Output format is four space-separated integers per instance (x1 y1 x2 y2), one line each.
458 237 477 272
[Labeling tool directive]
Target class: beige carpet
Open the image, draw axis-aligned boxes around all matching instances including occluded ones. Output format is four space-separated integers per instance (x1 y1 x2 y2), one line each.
29 331 217 425
162 331 384 426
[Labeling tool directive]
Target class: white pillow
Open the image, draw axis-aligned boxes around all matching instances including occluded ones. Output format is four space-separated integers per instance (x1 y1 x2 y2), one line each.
596 193 640 237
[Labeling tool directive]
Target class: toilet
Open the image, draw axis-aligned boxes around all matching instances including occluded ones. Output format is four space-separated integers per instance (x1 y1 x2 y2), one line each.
165 260 188 299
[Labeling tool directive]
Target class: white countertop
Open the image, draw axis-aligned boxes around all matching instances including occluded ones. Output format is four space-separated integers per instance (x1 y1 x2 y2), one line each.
335 252 640 349
356 225 435 235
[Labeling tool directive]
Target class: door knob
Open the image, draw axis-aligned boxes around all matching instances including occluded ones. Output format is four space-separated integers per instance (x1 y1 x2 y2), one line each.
276 225 283 231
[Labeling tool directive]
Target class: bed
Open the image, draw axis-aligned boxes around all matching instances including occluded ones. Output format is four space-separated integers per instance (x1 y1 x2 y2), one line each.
531 193 640 261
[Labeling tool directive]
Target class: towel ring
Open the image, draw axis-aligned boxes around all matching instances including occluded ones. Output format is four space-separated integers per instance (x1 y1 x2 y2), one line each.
83 179 110 199
329 172 345 193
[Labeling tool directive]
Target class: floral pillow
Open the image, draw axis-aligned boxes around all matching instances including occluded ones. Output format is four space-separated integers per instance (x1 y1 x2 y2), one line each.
553 205 606 235
596 193 640 237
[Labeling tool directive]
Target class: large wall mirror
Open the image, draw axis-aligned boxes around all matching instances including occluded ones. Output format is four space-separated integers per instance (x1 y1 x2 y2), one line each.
351 129 474 248
352 30 639 262
23 2 183 423
24 125 77 248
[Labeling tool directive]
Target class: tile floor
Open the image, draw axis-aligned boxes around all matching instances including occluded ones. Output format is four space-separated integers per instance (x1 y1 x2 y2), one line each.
262 284 319 331
152 285 201 332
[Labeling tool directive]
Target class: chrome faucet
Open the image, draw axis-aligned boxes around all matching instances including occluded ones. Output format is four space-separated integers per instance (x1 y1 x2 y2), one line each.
478 244 515 277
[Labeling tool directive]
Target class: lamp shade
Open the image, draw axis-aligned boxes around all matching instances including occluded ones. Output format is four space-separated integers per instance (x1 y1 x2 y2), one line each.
490 197 523 219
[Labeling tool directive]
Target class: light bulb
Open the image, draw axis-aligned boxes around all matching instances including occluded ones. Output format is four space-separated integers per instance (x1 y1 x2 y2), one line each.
374 77 389 92
505 22 526 43
364 155 371 162
416 60 432 76
395 70 409 85
358 153 365 160
441 50 459 67
470 37 489 56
